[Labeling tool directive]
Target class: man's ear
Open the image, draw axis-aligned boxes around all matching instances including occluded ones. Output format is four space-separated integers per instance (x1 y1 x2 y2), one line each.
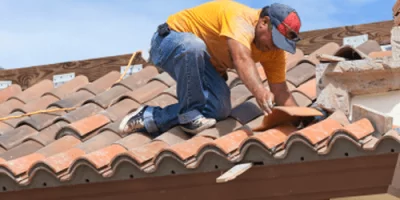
261 16 270 25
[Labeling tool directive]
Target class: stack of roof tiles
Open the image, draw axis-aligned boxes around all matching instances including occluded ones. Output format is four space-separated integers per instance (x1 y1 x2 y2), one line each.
0 40 398 192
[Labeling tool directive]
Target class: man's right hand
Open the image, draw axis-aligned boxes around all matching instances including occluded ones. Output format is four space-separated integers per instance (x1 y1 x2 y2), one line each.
255 89 275 115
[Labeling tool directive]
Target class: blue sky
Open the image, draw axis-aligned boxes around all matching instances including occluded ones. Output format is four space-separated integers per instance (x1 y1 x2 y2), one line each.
0 0 396 69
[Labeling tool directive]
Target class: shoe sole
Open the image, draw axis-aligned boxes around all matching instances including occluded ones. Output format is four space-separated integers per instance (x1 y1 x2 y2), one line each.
118 105 146 134
180 118 217 135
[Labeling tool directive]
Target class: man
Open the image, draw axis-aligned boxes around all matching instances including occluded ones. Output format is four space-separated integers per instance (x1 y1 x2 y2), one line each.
119 1 301 136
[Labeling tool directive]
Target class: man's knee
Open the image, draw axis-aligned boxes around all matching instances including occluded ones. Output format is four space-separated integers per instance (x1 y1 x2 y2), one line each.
209 101 231 121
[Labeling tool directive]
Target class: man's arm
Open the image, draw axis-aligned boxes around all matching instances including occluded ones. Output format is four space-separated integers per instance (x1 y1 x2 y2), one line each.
227 38 274 114
269 82 298 106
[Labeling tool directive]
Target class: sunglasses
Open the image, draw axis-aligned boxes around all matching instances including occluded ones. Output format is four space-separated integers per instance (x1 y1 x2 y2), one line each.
269 21 301 42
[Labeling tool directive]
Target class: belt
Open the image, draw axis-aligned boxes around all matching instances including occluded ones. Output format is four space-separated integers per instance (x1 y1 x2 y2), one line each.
157 23 170 37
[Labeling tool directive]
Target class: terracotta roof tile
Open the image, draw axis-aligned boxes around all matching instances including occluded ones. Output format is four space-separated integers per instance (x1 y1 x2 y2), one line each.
127 141 168 165
146 94 178 108
35 135 82 157
160 136 213 161
356 40 382 55
7 80 53 104
198 118 242 139
286 81 296 91
17 108 67 131
103 99 140 122
114 133 152 149
2 40 400 191
0 141 43 161
0 121 16 135
293 78 317 100
149 72 176 87
155 127 190 145
49 90 94 109
74 130 121 153
286 62 315 87
113 66 159 90
55 103 103 123
1 153 45 176
249 125 297 150
13 95 59 114
226 71 240 88
287 118 343 147
78 71 120 95
43 75 89 99
291 91 313 107
0 125 38 150
369 51 392 59
253 107 323 132
36 148 85 174
230 98 262 125
341 118 374 140
307 42 341 64
27 121 72 146
0 99 25 117
84 85 130 109
213 129 252 155
162 85 177 98
286 49 305 71
1 111 26 128
0 85 21 104
78 144 127 170
56 114 110 140
121 80 169 104
230 84 252 108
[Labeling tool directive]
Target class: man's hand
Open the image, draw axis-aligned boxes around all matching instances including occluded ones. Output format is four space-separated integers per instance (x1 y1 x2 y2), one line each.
255 89 275 115
227 38 275 114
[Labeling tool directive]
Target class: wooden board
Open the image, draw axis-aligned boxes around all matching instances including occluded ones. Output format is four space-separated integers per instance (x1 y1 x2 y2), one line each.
0 52 147 90
298 20 394 55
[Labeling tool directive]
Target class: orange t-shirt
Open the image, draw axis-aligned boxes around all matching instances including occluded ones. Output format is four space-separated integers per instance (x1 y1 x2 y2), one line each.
166 0 287 83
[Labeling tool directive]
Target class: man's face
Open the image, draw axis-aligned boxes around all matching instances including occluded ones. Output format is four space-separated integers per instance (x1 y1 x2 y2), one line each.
254 16 278 52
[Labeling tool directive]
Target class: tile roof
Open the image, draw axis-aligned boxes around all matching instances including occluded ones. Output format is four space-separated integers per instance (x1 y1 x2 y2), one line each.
0 41 398 192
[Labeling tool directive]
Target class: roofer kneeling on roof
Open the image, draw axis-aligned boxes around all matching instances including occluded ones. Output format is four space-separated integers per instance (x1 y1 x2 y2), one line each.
119 0 303 136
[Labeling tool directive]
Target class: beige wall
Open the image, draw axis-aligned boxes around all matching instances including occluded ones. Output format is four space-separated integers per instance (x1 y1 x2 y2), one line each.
350 90 400 126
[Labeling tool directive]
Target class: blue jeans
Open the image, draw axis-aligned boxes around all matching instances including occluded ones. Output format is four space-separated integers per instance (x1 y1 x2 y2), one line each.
142 30 232 136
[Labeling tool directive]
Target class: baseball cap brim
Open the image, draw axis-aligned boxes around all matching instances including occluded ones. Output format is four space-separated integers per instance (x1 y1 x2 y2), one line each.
271 26 296 54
